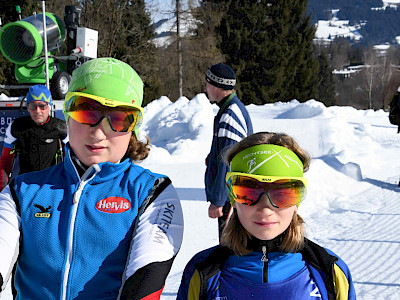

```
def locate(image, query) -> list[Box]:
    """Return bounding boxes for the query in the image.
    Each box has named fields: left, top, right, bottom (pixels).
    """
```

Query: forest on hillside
left=1, top=1, right=400, bottom=110
left=308, top=0, right=400, bottom=45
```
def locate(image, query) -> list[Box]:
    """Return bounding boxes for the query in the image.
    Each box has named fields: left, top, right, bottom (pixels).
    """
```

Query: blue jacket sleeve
left=208, top=136, right=236, bottom=206
left=205, top=97, right=253, bottom=207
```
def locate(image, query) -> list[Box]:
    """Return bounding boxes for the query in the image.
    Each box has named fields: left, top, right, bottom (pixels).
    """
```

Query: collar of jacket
left=247, top=232, right=285, bottom=253
left=63, top=143, right=132, bottom=184
left=300, top=238, right=338, bottom=275
left=217, top=92, right=236, bottom=115
left=300, top=238, right=338, bottom=300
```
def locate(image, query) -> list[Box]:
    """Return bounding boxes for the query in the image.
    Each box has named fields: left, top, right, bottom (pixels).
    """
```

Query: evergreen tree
left=80, top=0, right=158, bottom=105
left=183, top=0, right=226, bottom=97
left=155, top=0, right=226, bottom=101
left=217, top=0, right=319, bottom=104
left=316, top=49, right=336, bottom=106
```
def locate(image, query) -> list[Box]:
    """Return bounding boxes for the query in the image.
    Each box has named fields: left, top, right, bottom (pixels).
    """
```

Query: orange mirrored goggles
left=226, top=172, right=307, bottom=208
left=64, top=94, right=143, bottom=132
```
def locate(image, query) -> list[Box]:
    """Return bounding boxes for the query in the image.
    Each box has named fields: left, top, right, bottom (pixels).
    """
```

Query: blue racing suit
left=177, top=238, right=356, bottom=300
left=0, top=144, right=184, bottom=299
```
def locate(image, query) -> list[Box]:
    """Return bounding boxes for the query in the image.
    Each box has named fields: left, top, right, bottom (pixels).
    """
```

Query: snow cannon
left=0, top=5, right=98, bottom=100
left=0, top=12, right=65, bottom=66
left=0, top=12, right=65, bottom=93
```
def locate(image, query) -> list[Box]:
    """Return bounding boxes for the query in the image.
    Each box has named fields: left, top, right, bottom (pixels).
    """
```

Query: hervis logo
left=96, top=197, right=131, bottom=213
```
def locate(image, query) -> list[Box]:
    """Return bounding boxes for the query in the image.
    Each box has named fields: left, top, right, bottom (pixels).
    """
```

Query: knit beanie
left=205, top=63, right=236, bottom=90
left=26, top=84, right=52, bottom=105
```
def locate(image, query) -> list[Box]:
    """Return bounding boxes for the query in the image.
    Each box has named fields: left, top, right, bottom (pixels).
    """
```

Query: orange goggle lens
left=65, top=96, right=142, bottom=132
left=226, top=174, right=306, bottom=208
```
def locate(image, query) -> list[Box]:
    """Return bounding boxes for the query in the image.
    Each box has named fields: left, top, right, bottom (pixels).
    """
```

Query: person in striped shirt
left=204, top=63, right=253, bottom=240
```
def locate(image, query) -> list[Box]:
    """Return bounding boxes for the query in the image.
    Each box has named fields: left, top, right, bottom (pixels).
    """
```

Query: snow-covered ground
left=138, top=95, right=400, bottom=299
left=1, top=93, right=399, bottom=299
left=314, top=9, right=363, bottom=42
left=314, top=3, right=400, bottom=44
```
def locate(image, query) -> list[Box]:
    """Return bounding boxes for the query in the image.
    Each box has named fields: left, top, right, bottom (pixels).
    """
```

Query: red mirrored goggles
left=226, top=172, right=307, bottom=208
left=64, top=94, right=143, bottom=132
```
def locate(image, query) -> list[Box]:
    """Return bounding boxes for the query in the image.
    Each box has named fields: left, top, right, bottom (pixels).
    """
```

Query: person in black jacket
left=0, top=84, right=67, bottom=190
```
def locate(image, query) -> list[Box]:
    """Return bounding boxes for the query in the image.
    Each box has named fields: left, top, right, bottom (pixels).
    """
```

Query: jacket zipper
left=261, top=245, right=268, bottom=283
left=61, top=165, right=100, bottom=300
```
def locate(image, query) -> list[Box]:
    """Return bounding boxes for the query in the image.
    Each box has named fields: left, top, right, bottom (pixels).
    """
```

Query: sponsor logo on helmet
left=283, top=154, right=303, bottom=172
left=34, top=204, right=52, bottom=218
left=96, top=197, right=131, bottom=213
left=244, top=149, right=303, bottom=174
left=247, top=158, right=256, bottom=172
left=260, top=178, right=273, bottom=182
left=243, top=150, right=274, bottom=160
left=104, top=100, right=114, bottom=106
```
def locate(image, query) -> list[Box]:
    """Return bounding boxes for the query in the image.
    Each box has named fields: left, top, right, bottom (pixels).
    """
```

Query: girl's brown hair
left=126, top=135, right=151, bottom=161
left=221, top=132, right=311, bottom=255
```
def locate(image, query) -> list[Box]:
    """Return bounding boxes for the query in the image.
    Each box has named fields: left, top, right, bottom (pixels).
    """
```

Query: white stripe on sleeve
left=217, top=128, right=243, bottom=142
left=218, top=103, right=248, bottom=140
left=0, top=185, right=20, bottom=291
left=3, top=123, right=16, bottom=147
left=123, top=183, right=183, bottom=279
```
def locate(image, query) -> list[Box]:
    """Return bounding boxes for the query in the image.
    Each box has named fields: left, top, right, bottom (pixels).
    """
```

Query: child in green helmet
left=0, top=58, right=184, bottom=299
left=177, top=132, right=356, bottom=300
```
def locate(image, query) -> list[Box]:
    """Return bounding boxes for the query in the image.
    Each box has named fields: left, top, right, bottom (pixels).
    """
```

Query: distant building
left=332, top=66, right=362, bottom=79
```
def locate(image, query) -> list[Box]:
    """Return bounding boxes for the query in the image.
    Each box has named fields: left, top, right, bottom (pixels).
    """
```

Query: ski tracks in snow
left=306, top=176, right=400, bottom=299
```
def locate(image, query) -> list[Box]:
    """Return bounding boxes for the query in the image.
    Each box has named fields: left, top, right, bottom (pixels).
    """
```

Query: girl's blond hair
left=221, top=132, right=311, bottom=255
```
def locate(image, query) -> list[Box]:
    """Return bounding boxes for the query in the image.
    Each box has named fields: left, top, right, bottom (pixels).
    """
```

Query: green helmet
left=67, top=57, right=143, bottom=107
left=64, top=58, right=144, bottom=134
left=230, top=144, right=304, bottom=177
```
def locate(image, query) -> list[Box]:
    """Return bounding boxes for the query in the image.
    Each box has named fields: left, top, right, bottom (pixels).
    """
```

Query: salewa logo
left=96, top=197, right=131, bottom=213
left=34, top=204, right=52, bottom=218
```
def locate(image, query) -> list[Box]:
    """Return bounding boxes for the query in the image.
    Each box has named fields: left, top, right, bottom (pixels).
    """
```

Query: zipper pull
left=73, top=182, right=85, bottom=204
left=261, top=245, right=268, bottom=262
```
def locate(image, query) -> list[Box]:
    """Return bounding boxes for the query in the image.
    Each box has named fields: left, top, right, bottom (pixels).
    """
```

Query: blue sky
left=145, top=0, right=197, bottom=23
left=145, top=0, right=176, bottom=22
